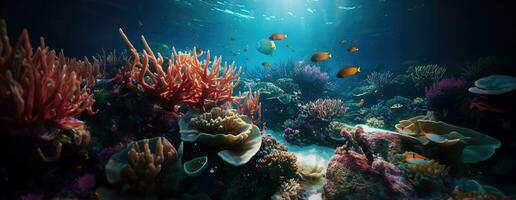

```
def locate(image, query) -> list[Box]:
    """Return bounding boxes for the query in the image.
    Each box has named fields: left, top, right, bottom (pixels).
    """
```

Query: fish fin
left=328, top=54, right=332, bottom=58
left=357, top=67, right=361, bottom=72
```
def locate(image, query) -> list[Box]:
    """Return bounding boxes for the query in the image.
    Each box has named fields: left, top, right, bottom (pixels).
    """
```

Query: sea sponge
left=179, top=108, right=262, bottom=166
left=256, top=151, right=298, bottom=183
left=296, top=154, right=325, bottom=185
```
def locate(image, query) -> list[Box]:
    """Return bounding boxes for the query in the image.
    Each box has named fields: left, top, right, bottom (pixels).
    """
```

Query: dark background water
left=1, top=0, right=515, bottom=73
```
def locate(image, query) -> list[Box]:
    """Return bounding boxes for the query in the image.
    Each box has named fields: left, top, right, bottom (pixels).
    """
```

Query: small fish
left=230, top=36, right=236, bottom=41
left=351, top=39, right=358, bottom=44
left=243, top=47, right=248, bottom=52
left=310, top=52, right=332, bottom=62
left=269, top=33, right=288, bottom=41
left=336, top=66, right=360, bottom=78
left=339, top=39, right=347, bottom=44
left=390, top=103, right=404, bottom=109
left=347, top=46, right=359, bottom=53
left=261, top=62, right=270, bottom=68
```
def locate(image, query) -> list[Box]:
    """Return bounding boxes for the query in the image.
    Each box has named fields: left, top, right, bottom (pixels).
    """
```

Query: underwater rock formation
left=179, top=108, right=262, bottom=166
left=119, top=29, right=241, bottom=113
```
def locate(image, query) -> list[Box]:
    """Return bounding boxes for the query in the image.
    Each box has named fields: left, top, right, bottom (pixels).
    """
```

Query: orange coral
left=233, top=90, right=262, bottom=124
left=119, top=29, right=241, bottom=112
left=0, top=20, right=97, bottom=137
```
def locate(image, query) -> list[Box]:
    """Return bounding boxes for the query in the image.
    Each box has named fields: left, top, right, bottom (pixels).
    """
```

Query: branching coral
left=304, top=99, right=346, bottom=122
left=119, top=29, right=241, bottom=112
left=179, top=108, right=261, bottom=166
left=93, top=49, right=129, bottom=78
left=409, top=64, right=446, bottom=85
left=233, top=90, right=262, bottom=124
left=105, top=137, right=177, bottom=193
left=0, top=20, right=97, bottom=140
left=256, top=151, right=298, bottom=183
left=366, top=71, right=394, bottom=89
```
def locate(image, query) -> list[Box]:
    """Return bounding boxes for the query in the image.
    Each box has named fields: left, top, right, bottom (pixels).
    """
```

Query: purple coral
left=73, top=174, right=96, bottom=194
left=293, top=65, right=331, bottom=100
left=425, top=78, right=466, bottom=110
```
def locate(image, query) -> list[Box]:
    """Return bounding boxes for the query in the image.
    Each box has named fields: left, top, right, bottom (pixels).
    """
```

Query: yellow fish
left=347, top=46, right=359, bottom=53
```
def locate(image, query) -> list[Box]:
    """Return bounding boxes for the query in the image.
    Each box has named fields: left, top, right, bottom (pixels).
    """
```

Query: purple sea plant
left=425, top=78, right=467, bottom=110
left=73, top=174, right=96, bottom=194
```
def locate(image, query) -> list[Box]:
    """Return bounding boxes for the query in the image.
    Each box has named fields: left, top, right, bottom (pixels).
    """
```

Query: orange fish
left=269, top=33, right=287, bottom=41
left=337, top=66, right=360, bottom=78
left=404, top=152, right=427, bottom=161
left=261, top=62, right=270, bottom=68
left=347, top=46, right=359, bottom=53
left=310, top=52, right=332, bottom=62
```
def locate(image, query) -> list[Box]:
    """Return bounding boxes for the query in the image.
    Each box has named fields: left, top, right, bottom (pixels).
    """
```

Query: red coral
left=119, top=29, right=241, bottom=113
left=233, top=90, right=262, bottom=124
left=0, top=21, right=97, bottom=137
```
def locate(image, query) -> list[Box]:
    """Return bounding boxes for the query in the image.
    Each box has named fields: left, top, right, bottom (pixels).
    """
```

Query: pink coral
left=323, top=147, right=413, bottom=200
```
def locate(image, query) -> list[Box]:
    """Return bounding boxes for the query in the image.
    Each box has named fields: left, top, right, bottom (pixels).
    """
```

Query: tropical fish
left=310, top=52, right=332, bottom=62
left=261, top=61, right=270, bottom=68
left=390, top=103, right=404, bottom=109
left=339, top=39, right=347, bottom=44
left=269, top=33, right=287, bottom=41
left=230, top=36, right=236, bottom=41
left=347, top=46, right=359, bottom=53
left=257, top=39, right=276, bottom=56
left=336, top=66, right=360, bottom=78
left=404, top=152, right=428, bottom=161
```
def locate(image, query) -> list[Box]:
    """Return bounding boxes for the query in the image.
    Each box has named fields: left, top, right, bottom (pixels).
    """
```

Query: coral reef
left=293, top=64, right=331, bottom=101
left=425, top=78, right=467, bottom=111
left=0, top=22, right=97, bottom=135
left=304, top=99, right=346, bottom=122
left=233, top=90, right=262, bottom=124
left=323, top=148, right=413, bottom=200
left=274, top=78, right=300, bottom=94
left=93, top=49, right=129, bottom=78
left=409, top=64, right=446, bottom=85
left=105, top=137, right=177, bottom=193
left=271, top=179, right=303, bottom=200
left=366, top=117, right=385, bottom=128
left=256, top=151, right=298, bottom=183
left=119, top=29, right=241, bottom=112
left=366, top=71, right=394, bottom=90
left=179, top=108, right=261, bottom=166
